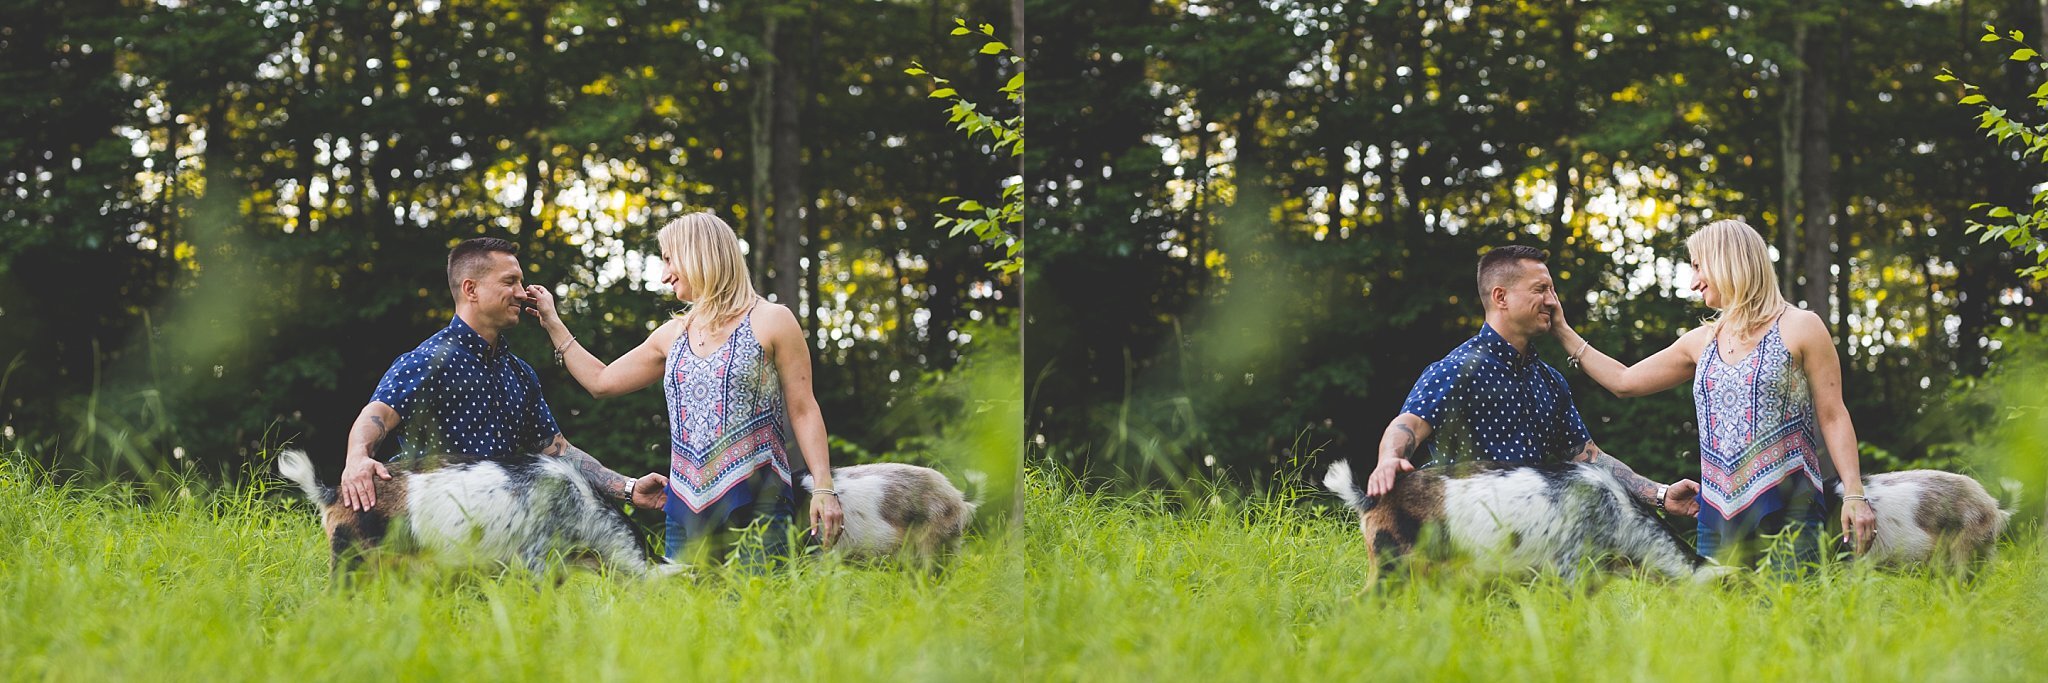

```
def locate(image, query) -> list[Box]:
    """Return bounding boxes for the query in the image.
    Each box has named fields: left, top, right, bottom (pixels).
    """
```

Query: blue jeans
left=663, top=467, right=797, bottom=571
left=1697, top=489, right=1827, bottom=576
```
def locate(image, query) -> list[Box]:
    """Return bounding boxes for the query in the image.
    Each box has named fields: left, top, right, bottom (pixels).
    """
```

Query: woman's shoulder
left=749, top=300, right=805, bottom=342
left=1672, top=324, right=1715, bottom=355
left=646, top=315, right=686, bottom=349
left=1777, top=306, right=1833, bottom=346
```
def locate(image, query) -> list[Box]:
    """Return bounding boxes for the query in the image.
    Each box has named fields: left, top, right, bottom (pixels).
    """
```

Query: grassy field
left=5, top=456, right=2043, bottom=682
left=1023, top=470, right=2046, bottom=682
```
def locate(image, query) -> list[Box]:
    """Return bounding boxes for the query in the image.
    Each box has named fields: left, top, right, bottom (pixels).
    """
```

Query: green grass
left=1023, top=471, right=2047, bottom=682
left=0, top=456, right=1024, bottom=682
left=5, top=457, right=2043, bottom=682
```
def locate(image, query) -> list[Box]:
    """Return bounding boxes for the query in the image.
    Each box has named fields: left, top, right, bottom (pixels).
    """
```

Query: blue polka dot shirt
left=370, top=316, right=561, bottom=461
left=1399, top=323, right=1592, bottom=465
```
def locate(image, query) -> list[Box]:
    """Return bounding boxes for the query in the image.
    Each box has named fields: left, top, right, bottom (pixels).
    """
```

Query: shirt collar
left=1475, top=323, right=1537, bottom=372
left=444, top=315, right=508, bottom=362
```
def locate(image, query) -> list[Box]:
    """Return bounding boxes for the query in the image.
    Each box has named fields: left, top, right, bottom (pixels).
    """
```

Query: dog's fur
left=800, top=463, right=977, bottom=562
left=277, top=449, right=677, bottom=577
left=1324, top=459, right=1731, bottom=583
left=1830, top=470, right=2012, bottom=569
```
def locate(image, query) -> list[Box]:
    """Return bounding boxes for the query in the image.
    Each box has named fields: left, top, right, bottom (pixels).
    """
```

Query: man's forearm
left=1379, top=422, right=1420, bottom=464
left=543, top=439, right=635, bottom=502
left=346, top=409, right=393, bottom=462
left=1575, top=442, right=1661, bottom=505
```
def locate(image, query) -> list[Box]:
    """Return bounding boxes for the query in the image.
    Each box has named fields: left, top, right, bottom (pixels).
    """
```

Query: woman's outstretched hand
left=523, top=284, right=562, bottom=327
left=1546, top=300, right=1576, bottom=339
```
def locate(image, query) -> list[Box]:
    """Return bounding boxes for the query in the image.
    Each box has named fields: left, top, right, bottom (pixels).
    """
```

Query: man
left=338, top=237, right=665, bottom=512
left=1363, top=245, right=1701, bottom=516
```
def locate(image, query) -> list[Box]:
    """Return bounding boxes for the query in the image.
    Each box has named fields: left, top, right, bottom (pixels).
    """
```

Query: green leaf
left=2012, top=29, right=2027, bottom=42
left=1003, top=73, right=1025, bottom=93
left=1960, top=94, right=1989, bottom=105
left=904, top=67, right=926, bottom=76
left=1989, top=206, right=2015, bottom=218
left=1982, top=33, right=2003, bottom=43
left=979, top=23, right=996, bottom=36
left=929, top=88, right=957, bottom=99
left=981, top=41, right=1009, bottom=55
left=1973, top=202, right=1991, bottom=209
left=1936, top=71, right=1958, bottom=82
left=951, top=26, right=972, bottom=36
left=2012, top=48, right=2039, bottom=62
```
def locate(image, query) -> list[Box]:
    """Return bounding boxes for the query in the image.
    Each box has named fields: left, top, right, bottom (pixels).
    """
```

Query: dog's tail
left=277, top=449, right=335, bottom=507
left=960, top=469, right=987, bottom=511
left=1322, top=460, right=1377, bottom=513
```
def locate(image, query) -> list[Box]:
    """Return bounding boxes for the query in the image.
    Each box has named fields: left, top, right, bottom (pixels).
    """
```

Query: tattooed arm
left=541, top=433, right=668, bottom=510
left=1572, top=440, right=1699, bottom=516
left=1365, top=413, right=1433, bottom=498
left=339, top=401, right=400, bottom=511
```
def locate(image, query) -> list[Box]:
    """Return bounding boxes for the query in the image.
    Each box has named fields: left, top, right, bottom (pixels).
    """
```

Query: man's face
left=466, top=252, right=531, bottom=329
left=1498, top=259, right=1559, bottom=337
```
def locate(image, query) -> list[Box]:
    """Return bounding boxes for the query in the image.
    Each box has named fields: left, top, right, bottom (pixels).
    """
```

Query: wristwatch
left=1655, top=484, right=1670, bottom=511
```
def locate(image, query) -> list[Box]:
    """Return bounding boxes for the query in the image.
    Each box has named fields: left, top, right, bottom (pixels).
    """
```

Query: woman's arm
left=526, top=285, right=673, bottom=399
left=1550, top=303, right=1705, bottom=398
left=1787, top=308, right=1877, bottom=553
left=755, top=303, right=845, bottom=545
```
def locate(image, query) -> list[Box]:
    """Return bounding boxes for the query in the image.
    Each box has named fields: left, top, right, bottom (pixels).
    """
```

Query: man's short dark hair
left=448, top=237, right=519, bottom=299
left=1476, top=245, right=1548, bottom=300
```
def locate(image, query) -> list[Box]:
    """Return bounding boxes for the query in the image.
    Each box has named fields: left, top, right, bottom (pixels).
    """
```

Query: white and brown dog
left=278, top=449, right=677, bottom=577
left=1830, top=470, right=2012, bottom=569
left=1324, top=459, right=1731, bottom=583
left=801, top=463, right=978, bottom=563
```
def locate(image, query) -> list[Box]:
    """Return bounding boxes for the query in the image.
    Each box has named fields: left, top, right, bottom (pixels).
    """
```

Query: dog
left=799, top=463, right=977, bottom=563
left=277, top=449, right=678, bottom=577
left=1829, top=470, right=2012, bottom=569
left=1324, top=459, right=1732, bottom=583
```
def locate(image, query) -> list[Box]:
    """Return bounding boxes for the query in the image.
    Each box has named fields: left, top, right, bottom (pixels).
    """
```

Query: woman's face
left=661, top=253, right=694, bottom=301
left=1689, top=257, right=1722, bottom=310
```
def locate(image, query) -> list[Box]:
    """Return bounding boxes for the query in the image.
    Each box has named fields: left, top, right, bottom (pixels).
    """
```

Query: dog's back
left=1325, top=459, right=1719, bottom=582
left=276, top=450, right=670, bottom=577
left=1835, top=469, right=2011, bottom=567
left=804, top=462, right=976, bottom=562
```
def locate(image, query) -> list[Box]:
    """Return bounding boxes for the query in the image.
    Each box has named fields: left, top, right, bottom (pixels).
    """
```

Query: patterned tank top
left=1693, top=314, right=1826, bottom=520
left=664, top=304, right=794, bottom=513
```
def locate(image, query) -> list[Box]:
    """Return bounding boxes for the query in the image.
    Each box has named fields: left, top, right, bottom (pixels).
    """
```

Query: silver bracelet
left=553, top=336, right=576, bottom=366
left=1842, top=494, right=1869, bottom=502
left=1568, top=340, right=1590, bottom=369
left=812, top=488, right=838, bottom=497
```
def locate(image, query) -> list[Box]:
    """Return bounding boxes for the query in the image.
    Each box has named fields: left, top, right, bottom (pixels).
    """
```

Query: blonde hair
left=1685, top=219, right=1789, bottom=338
left=657, top=211, right=759, bottom=332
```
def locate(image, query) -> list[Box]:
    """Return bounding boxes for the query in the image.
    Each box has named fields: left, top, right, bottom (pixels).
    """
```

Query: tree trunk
left=769, top=12, right=804, bottom=308
left=2038, top=0, right=2047, bottom=56
left=1799, top=21, right=1834, bottom=323
left=749, top=13, right=777, bottom=288
left=521, top=1, right=548, bottom=237
left=1780, top=21, right=1806, bottom=299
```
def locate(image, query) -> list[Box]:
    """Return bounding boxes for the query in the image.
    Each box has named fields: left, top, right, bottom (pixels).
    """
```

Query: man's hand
left=1663, top=479, right=1701, bottom=517
left=340, top=455, right=391, bottom=511
left=630, top=472, right=668, bottom=510
left=1365, top=457, right=1415, bottom=498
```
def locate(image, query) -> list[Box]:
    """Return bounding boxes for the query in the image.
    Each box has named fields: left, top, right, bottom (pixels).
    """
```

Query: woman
left=526, top=211, right=843, bottom=567
left=1549, top=219, right=1875, bottom=569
